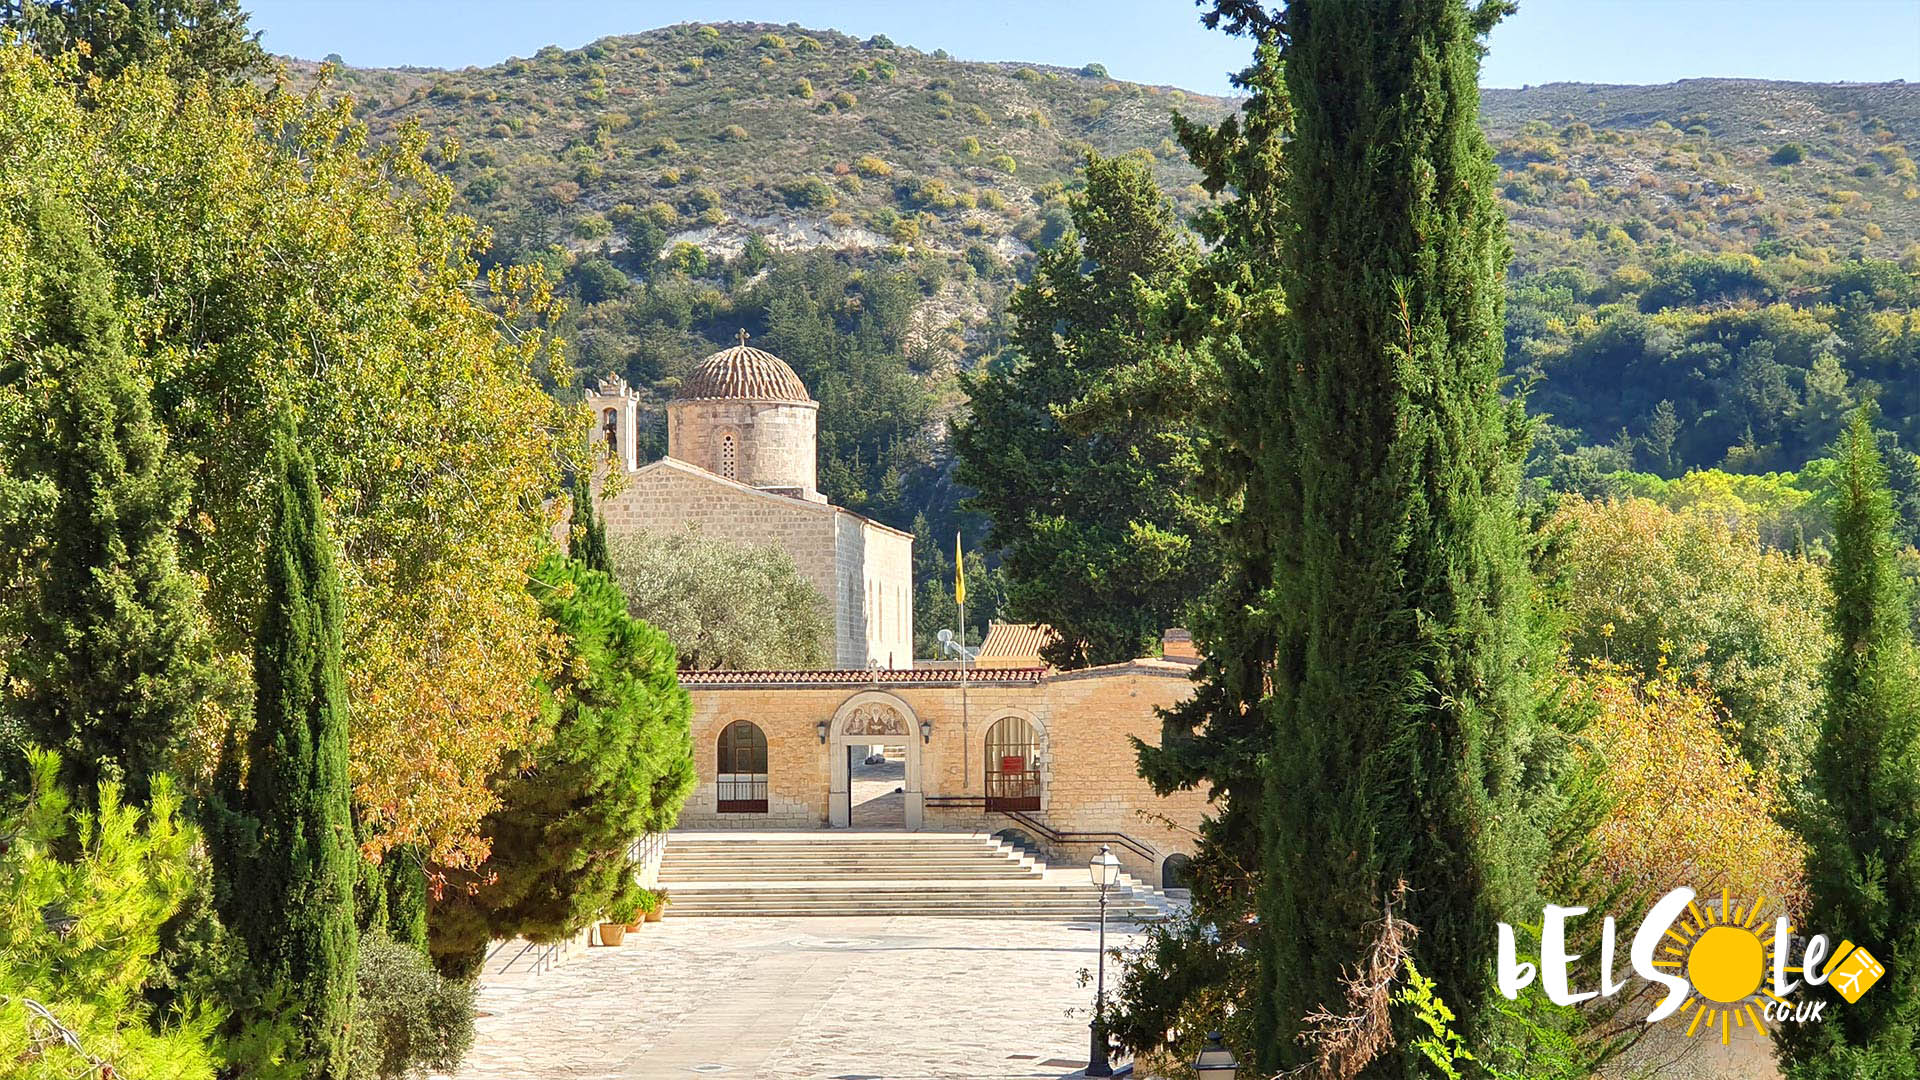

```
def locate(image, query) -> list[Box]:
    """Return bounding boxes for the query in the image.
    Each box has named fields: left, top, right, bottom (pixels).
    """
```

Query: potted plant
left=644, top=888, right=669, bottom=923
left=610, top=882, right=649, bottom=933
left=596, top=919, right=626, bottom=946
left=623, top=888, right=653, bottom=932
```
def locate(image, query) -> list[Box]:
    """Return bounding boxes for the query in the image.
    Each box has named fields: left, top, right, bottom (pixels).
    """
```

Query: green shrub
left=348, top=935, right=475, bottom=1080
left=988, top=153, right=1017, bottom=174
left=792, top=77, right=813, bottom=99
left=665, top=242, right=708, bottom=275
left=1771, top=142, right=1807, bottom=165
left=1081, top=62, right=1108, bottom=78
left=719, top=124, right=749, bottom=141
left=780, top=176, right=838, bottom=210
left=854, top=155, right=893, bottom=178
left=1012, top=67, right=1040, bottom=83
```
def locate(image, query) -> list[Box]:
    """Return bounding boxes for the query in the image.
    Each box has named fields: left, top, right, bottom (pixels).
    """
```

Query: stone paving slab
left=447, top=915, right=1143, bottom=1080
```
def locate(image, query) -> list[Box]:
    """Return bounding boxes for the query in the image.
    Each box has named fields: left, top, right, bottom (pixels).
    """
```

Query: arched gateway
left=827, top=691, right=923, bottom=829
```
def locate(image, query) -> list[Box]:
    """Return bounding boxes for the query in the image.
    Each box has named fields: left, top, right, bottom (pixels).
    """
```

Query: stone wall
left=597, top=459, right=911, bottom=668
left=666, top=398, right=820, bottom=498
left=837, top=514, right=914, bottom=671
left=676, top=660, right=1213, bottom=883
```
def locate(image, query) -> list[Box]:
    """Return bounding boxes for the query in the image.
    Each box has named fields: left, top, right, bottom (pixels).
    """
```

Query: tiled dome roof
left=674, top=343, right=813, bottom=404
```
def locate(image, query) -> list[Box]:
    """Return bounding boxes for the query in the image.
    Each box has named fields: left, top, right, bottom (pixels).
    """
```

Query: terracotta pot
left=597, top=922, right=626, bottom=946
left=644, top=908, right=663, bottom=923
left=625, top=920, right=642, bottom=932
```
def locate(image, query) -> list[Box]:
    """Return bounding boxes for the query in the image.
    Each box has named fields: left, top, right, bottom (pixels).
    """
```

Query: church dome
left=675, top=342, right=813, bottom=405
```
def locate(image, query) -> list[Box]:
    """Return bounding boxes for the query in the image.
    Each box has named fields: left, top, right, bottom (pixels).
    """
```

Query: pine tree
left=429, top=553, right=694, bottom=976
left=210, top=430, right=358, bottom=1079
left=1778, top=409, right=1920, bottom=1078
left=0, top=750, right=218, bottom=1078
left=0, top=194, right=212, bottom=807
left=953, top=151, right=1218, bottom=668
left=0, top=0, right=267, bottom=83
left=1256, top=0, right=1546, bottom=1069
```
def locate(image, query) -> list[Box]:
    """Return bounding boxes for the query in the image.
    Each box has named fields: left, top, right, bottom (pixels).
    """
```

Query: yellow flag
left=954, top=531, right=966, bottom=607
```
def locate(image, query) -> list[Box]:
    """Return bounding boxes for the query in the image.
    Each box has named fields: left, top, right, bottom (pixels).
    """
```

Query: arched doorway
left=715, top=720, right=768, bottom=814
left=985, top=715, right=1041, bottom=811
left=827, top=692, right=923, bottom=829
left=1161, top=852, right=1194, bottom=891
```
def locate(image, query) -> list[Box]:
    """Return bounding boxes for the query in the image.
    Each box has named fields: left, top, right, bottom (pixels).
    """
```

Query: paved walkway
left=850, top=755, right=906, bottom=828
left=451, top=916, right=1142, bottom=1080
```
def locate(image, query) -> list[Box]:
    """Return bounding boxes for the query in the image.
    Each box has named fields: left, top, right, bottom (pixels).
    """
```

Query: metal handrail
left=995, top=809, right=1158, bottom=864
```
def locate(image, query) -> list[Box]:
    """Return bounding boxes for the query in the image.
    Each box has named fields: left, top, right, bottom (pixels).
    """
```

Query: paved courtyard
left=453, top=916, right=1144, bottom=1080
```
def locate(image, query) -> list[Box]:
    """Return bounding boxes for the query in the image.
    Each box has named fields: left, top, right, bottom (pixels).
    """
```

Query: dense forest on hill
left=291, top=23, right=1920, bottom=551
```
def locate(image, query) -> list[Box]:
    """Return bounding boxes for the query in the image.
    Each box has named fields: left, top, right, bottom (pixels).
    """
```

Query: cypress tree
left=1255, top=0, right=1546, bottom=1071
left=1109, top=32, right=1294, bottom=1059
left=0, top=194, right=212, bottom=807
left=569, top=478, right=612, bottom=576
left=211, top=430, right=358, bottom=1079
left=1778, top=410, right=1920, bottom=1077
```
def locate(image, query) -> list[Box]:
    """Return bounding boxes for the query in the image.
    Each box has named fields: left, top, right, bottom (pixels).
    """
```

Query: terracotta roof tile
left=677, top=667, right=1048, bottom=687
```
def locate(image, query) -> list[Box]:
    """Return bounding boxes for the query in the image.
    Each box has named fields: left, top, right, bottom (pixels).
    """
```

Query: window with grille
left=719, top=433, right=737, bottom=480
left=985, top=716, right=1041, bottom=811
left=716, top=720, right=768, bottom=813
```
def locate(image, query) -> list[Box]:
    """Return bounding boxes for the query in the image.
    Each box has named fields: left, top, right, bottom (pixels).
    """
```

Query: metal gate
left=716, top=720, right=768, bottom=813
left=984, top=716, right=1040, bottom=811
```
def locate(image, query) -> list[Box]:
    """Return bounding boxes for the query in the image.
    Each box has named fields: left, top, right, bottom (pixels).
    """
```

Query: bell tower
left=586, top=374, right=639, bottom=473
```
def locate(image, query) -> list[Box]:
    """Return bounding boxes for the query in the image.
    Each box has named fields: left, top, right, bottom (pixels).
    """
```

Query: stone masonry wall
left=667, top=399, right=819, bottom=497
left=598, top=460, right=911, bottom=669
left=677, top=662, right=1214, bottom=883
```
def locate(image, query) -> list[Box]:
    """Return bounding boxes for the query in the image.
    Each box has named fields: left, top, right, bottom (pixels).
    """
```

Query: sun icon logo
left=1652, top=889, right=1796, bottom=1045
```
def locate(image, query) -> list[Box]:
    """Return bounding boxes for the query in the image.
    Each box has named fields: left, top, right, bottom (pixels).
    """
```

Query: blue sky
left=245, top=0, right=1920, bottom=96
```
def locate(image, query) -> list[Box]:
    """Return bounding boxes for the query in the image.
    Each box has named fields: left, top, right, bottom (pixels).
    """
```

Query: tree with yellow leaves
left=1568, top=659, right=1805, bottom=911
left=0, top=45, right=576, bottom=871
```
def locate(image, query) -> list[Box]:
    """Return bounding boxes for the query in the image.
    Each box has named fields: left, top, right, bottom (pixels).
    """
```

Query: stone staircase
left=658, top=831, right=1173, bottom=920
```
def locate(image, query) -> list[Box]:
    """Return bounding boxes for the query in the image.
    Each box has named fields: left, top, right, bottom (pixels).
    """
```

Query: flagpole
left=957, top=532, right=969, bottom=791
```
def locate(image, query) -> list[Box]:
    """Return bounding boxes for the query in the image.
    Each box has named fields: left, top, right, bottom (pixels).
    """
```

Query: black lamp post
left=1086, top=844, right=1121, bottom=1077
left=1193, top=1031, right=1238, bottom=1079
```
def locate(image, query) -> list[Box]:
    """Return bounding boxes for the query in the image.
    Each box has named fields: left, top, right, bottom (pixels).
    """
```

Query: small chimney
left=1161, top=627, right=1199, bottom=661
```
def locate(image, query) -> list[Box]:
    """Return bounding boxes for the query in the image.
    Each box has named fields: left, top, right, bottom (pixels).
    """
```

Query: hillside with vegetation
left=291, top=24, right=1919, bottom=553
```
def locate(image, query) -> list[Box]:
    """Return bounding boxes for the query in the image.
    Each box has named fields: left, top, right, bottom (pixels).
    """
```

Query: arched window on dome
left=719, top=433, right=737, bottom=480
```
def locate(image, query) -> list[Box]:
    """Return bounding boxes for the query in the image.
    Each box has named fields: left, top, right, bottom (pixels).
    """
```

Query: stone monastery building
left=591, top=338, right=1210, bottom=885
left=589, top=337, right=913, bottom=669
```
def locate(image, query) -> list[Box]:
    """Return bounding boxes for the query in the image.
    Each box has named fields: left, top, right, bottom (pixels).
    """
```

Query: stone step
left=668, top=903, right=1159, bottom=910
left=668, top=860, right=1044, bottom=868
left=660, top=865, right=1039, bottom=874
left=655, top=831, right=1176, bottom=922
